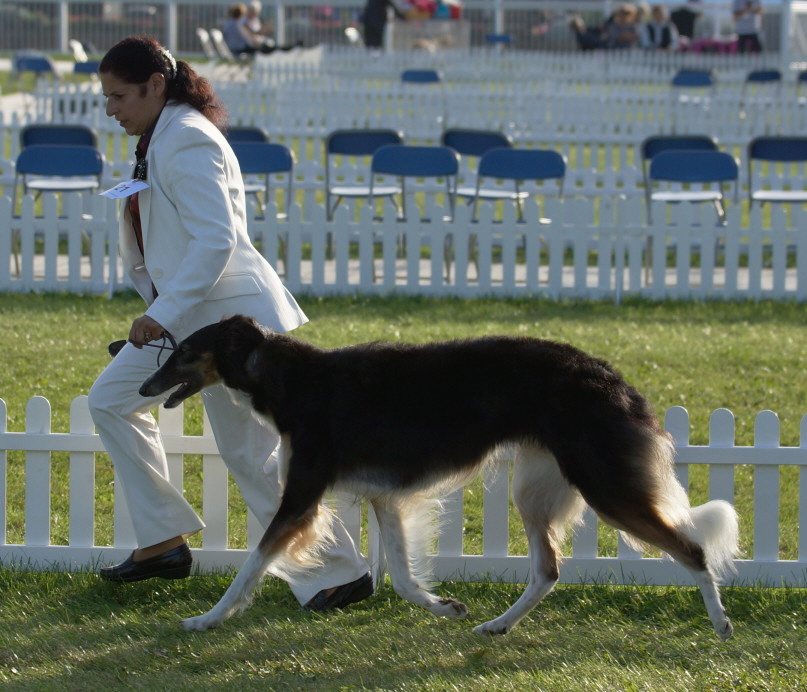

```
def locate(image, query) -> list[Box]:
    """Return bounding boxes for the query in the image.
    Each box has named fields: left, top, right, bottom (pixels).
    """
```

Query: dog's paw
left=433, top=597, right=469, bottom=619
left=715, top=618, right=733, bottom=641
left=181, top=613, right=220, bottom=632
left=473, top=619, right=511, bottom=636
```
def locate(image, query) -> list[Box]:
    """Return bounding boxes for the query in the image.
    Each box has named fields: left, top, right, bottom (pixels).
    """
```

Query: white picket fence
left=14, top=67, right=807, bottom=151
left=4, top=193, right=807, bottom=301
left=1, top=395, right=805, bottom=587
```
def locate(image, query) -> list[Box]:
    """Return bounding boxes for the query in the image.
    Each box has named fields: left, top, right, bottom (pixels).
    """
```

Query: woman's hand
left=129, top=315, right=166, bottom=348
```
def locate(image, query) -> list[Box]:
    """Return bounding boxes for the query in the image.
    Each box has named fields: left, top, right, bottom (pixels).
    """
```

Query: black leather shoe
left=304, top=573, right=373, bottom=611
left=99, top=544, right=192, bottom=583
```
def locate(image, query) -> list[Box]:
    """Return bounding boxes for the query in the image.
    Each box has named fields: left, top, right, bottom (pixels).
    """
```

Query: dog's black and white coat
left=140, top=315, right=739, bottom=638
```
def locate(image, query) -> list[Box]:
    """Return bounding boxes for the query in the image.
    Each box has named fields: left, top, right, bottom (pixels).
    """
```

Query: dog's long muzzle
left=139, top=374, right=203, bottom=408
left=139, top=364, right=205, bottom=408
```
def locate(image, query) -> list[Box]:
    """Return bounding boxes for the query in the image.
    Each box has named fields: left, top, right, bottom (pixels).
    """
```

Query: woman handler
left=89, top=36, right=371, bottom=611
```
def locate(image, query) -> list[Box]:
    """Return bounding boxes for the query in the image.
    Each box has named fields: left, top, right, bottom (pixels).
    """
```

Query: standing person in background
left=670, top=0, right=701, bottom=45
left=733, top=0, right=763, bottom=53
left=360, top=0, right=407, bottom=49
left=91, top=36, right=373, bottom=612
left=641, top=4, right=680, bottom=50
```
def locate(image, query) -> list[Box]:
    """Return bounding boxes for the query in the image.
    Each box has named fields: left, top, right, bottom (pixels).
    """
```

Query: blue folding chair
left=747, top=136, right=807, bottom=208
left=440, top=128, right=512, bottom=158
left=73, top=60, right=100, bottom=77
left=401, top=69, right=441, bottom=84
left=230, top=141, right=294, bottom=217
left=369, top=144, right=459, bottom=221
left=485, top=33, right=512, bottom=48
left=641, top=134, right=718, bottom=162
left=13, top=52, right=58, bottom=81
left=14, top=144, right=104, bottom=203
left=798, top=69, right=807, bottom=97
left=647, top=150, right=739, bottom=224
left=226, top=126, right=269, bottom=143
left=324, top=129, right=403, bottom=220
left=743, top=68, right=782, bottom=97
left=370, top=144, right=459, bottom=279
left=458, top=148, right=566, bottom=221
left=13, top=144, right=104, bottom=274
left=745, top=68, right=781, bottom=85
left=671, top=69, right=715, bottom=89
left=20, top=123, right=98, bottom=149
left=640, top=135, right=719, bottom=222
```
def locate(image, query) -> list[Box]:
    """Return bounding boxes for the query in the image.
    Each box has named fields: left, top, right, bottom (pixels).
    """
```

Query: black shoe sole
left=100, top=563, right=191, bottom=583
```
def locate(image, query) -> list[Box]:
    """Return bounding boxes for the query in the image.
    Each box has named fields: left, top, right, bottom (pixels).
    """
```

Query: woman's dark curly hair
left=99, top=36, right=227, bottom=128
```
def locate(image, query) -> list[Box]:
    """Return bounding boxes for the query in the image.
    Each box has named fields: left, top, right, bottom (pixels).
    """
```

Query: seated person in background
left=569, top=13, right=608, bottom=50
left=605, top=4, right=640, bottom=49
left=222, top=2, right=299, bottom=56
left=570, top=4, right=639, bottom=51
left=641, top=4, right=680, bottom=50
left=244, top=0, right=266, bottom=34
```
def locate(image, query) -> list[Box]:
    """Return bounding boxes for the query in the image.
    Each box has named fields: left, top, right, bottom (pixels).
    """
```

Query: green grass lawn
left=1, top=294, right=806, bottom=690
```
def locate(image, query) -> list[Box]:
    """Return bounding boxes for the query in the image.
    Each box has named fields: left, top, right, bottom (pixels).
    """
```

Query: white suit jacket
left=118, top=102, right=307, bottom=340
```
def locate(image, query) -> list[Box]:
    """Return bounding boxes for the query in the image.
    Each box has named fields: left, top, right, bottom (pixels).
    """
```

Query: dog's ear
left=245, top=346, right=263, bottom=382
left=218, top=315, right=266, bottom=351
left=244, top=340, right=286, bottom=409
left=220, top=314, right=260, bottom=334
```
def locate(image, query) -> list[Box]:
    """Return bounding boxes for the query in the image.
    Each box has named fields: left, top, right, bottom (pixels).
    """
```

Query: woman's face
left=100, top=71, right=166, bottom=137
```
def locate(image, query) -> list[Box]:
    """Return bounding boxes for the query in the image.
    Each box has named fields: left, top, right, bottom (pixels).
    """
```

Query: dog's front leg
left=183, top=479, right=324, bottom=631
left=182, top=547, right=271, bottom=631
left=372, top=500, right=468, bottom=619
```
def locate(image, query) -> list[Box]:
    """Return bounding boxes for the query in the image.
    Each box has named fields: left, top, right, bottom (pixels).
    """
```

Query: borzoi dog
left=139, top=315, right=738, bottom=638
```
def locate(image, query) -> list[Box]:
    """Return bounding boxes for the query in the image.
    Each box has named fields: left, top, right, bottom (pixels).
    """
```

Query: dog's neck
left=218, top=328, right=317, bottom=421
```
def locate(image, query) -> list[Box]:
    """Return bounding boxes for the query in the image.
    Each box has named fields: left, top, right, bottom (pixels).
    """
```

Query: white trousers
left=87, top=340, right=368, bottom=604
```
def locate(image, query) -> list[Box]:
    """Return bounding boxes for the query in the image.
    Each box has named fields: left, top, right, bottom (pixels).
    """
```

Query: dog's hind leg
left=182, top=477, right=326, bottom=631
left=474, top=447, right=585, bottom=635
left=579, top=428, right=737, bottom=640
left=595, top=504, right=735, bottom=639
left=371, top=498, right=469, bottom=619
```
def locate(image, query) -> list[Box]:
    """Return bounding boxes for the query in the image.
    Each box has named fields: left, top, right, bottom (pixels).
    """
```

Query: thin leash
left=108, top=331, right=178, bottom=366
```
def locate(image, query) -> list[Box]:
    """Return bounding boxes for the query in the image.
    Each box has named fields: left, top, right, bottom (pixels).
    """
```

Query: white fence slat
left=571, top=507, right=599, bottom=560
left=201, top=410, right=228, bottom=551
left=709, top=408, right=737, bottom=504
left=24, top=397, right=51, bottom=546
left=483, top=463, right=509, bottom=559
left=112, top=467, right=136, bottom=550
left=158, top=403, right=185, bottom=495
left=665, top=406, right=690, bottom=490
left=438, top=489, right=464, bottom=558
left=0, top=399, right=6, bottom=544
left=753, top=411, right=781, bottom=562
left=801, top=415, right=807, bottom=563
left=68, top=396, right=95, bottom=547
left=201, top=467, right=229, bottom=545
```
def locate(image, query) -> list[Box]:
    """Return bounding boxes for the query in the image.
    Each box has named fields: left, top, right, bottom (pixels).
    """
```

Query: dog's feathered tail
left=621, top=430, right=739, bottom=582
left=681, top=500, right=739, bottom=583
